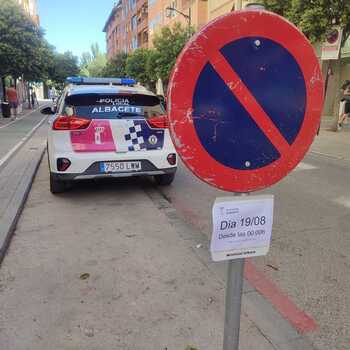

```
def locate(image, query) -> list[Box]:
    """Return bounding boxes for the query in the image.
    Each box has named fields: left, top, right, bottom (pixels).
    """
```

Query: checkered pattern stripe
left=124, top=120, right=146, bottom=151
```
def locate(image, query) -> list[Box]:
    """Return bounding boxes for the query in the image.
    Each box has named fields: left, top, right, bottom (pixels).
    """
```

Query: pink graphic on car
left=70, top=120, right=116, bottom=152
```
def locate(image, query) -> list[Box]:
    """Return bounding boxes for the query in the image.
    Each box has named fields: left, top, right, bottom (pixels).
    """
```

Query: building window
left=129, top=0, right=136, bottom=10
left=131, top=35, right=138, bottom=50
left=168, top=0, right=178, bottom=17
left=149, top=14, right=161, bottom=32
left=123, top=2, right=128, bottom=16
left=131, top=15, right=137, bottom=31
left=148, top=0, right=156, bottom=7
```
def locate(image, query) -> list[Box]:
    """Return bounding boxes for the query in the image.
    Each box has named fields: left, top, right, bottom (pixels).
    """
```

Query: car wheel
left=50, top=173, right=71, bottom=194
left=154, top=173, right=175, bottom=186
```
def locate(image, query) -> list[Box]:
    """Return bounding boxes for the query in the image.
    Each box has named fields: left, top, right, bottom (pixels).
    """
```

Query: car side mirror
left=41, top=106, right=55, bottom=115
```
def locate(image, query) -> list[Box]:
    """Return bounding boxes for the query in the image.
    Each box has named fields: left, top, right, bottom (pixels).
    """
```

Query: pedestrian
left=6, top=85, right=18, bottom=119
left=49, top=87, right=56, bottom=102
left=30, top=87, right=38, bottom=108
left=338, top=81, right=350, bottom=130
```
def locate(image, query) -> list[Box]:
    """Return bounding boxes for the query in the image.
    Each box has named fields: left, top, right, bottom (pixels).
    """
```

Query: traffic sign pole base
left=223, top=258, right=245, bottom=350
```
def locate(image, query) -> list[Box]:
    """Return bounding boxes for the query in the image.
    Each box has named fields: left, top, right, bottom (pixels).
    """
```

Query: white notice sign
left=211, top=195, right=274, bottom=262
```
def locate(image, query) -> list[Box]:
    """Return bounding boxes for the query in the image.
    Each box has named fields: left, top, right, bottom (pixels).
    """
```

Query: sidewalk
left=311, top=116, right=350, bottom=161
left=0, top=101, right=48, bottom=167
left=0, top=102, right=41, bottom=128
left=0, top=158, right=314, bottom=350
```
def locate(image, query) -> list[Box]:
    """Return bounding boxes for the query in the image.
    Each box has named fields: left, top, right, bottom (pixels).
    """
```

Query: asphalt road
left=0, top=111, right=348, bottom=349
left=158, top=153, right=350, bottom=350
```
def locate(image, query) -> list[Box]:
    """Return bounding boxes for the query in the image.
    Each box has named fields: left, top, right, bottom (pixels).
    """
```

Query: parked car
left=41, top=77, right=177, bottom=194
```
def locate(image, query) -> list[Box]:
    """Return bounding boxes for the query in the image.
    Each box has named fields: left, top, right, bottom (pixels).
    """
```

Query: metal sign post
left=223, top=192, right=246, bottom=350
left=223, top=258, right=245, bottom=350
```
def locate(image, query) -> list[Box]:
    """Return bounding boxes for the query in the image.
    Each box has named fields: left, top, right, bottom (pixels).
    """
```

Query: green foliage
left=79, top=43, right=107, bottom=77
left=102, top=52, right=128, bottom=77
left=263, top=0, right=350, bottom=44
left=0, top=0, right=52, bottom=80
left=262, top=0, right=291, bottom=17
left=100, top=23, right=192, bottom=89
left=152, top=23, right=194, bottom=82
left=48, top=51, right=80, bottom=85
left=82, top=55, right=107, bottom=77
left=145, top=48, right=159, bottom=86
left=80, top=52, right=92, bottom=67
left=125, top=48, right=153, bottom=85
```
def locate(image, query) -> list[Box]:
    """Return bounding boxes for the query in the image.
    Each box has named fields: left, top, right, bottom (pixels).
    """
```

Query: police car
left=41, top=77, right=177, bottom=193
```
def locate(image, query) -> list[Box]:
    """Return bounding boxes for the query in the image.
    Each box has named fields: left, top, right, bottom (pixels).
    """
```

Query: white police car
left=41, top=77, right=177, bottom=194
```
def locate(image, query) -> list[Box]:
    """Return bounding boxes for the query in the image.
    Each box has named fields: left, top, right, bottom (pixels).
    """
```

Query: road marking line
left=0, top=103, right=46, bottom=130
left=244, top=260, right=318, bottom=333
left=333, top=196, right=350, bottom=209
left=295, top=162, right=318, bottom=171
left=310, top=150, right=348, bottom=161
left=0, top=116, right=47, bottom=169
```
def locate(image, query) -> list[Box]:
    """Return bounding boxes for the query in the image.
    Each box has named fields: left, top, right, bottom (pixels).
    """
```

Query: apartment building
left=208, top=0, right=256, bottom=20
left=104, top=0, right=149, bottom=58
left=104, top=0, right=252, bottom=55
left=17, top=0, right=39, bottom=25
left=148, top=0, right=208, bottom=45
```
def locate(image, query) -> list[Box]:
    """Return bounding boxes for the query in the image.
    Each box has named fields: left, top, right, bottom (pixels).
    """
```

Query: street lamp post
left=165, top=6, right=191, bottom=36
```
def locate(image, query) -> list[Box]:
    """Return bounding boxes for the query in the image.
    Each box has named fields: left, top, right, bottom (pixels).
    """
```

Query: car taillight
left=147, top=115, right=169, bottom=129
left=53, top=116, right=91, bottom=130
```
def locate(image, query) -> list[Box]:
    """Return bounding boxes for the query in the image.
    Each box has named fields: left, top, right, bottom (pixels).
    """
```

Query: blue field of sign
left=192, top=37, right=307, bottom=170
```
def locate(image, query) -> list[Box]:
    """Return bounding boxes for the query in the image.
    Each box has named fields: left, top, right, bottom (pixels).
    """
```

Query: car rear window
left=64, top=93, right=164, bottom=119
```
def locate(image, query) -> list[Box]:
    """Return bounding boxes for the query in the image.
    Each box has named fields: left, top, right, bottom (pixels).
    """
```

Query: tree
left=261, top=0, right=291, bottom=17
left=125, top=48, right=152, bottom=86
left=79, top=43, right=107, bottom=77
left=263, top=0, right=350, bottom=128
left=152, top=23, right=194, bottom=83
left=0, top=0, right=51, bottom=80
left=145, top=48, right=159, bottom=89
left=102, top=52, right=128, bottom=77
left=263, top=0, right=350, bottom=43
left=80, top=52, right=92, bottom=67
left=48, top=51, right=80, bottom=85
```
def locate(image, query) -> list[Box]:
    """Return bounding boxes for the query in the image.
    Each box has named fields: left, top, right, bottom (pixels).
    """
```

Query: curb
left=145, top=187, right=317, bottom=350
left=0, top=143, right=46, bottom=265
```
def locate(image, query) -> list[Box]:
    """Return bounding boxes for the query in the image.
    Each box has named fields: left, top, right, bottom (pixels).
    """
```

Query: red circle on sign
left=168, top=10, right=324, bottom=193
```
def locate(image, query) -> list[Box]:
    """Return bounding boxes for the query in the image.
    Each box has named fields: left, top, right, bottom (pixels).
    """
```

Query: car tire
left=154, top=173, right=175, bottom=186
left=50, top=173, right=70, bottom=194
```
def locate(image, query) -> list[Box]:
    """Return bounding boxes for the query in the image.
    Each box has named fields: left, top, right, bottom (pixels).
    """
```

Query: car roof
left=66, top=84, right=156, bottom=97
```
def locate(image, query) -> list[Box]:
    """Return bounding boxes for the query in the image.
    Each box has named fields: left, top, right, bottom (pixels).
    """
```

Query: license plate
left=100, top=161, right=141, bottom=173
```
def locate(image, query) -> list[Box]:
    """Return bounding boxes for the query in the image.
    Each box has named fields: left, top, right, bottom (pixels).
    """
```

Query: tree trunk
left=27, top=82, right=32, bottom=109
left=331, top=59, right=342, bottom=131
left=1, top=77, right=6, bottom=102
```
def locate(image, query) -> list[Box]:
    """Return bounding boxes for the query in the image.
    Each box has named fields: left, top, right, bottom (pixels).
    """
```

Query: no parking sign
left=167, top=10, right=324, bottom=350
left=168, top=10, right=324, bottom=192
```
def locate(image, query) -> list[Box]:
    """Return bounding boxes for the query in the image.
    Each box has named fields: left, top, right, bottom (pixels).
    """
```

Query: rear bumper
left=51, top=160, right=176, bottom=181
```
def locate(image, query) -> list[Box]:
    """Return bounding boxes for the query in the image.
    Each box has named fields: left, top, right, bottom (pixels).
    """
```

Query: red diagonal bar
left=208, top=51, right=291, bottom=155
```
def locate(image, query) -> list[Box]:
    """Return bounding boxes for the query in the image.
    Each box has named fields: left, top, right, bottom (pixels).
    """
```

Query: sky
left=37, top=0, right=116, bottom=59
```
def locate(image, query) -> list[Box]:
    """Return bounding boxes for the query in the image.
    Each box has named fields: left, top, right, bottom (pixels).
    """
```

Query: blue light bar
left=65, top=76, right=136, bottom=86
left=66, top=76, right=84, bottom=84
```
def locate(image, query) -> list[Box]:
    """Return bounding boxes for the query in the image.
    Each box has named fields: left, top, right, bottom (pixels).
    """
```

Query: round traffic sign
left=168, top=10, right=324, bottom=192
